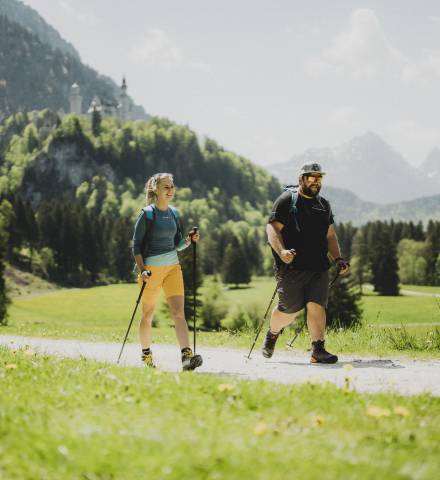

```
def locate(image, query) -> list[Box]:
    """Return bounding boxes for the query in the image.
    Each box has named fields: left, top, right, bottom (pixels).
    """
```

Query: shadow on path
left=270, top=359, right=403, bottom=369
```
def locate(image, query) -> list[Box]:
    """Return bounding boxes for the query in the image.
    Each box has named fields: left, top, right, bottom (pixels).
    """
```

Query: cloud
left=305, top=8, right=440, bottom=89
left=328, top=106, right=357, bottom=127
left=129, top=28, right=211, bottom=72
left=129, top=29, right=183, bottom=67
left=305, top=9, right=405, bottom=79
left=429, top=16, right=440, bottom=24
left=57, top=1, right=99, bottom=28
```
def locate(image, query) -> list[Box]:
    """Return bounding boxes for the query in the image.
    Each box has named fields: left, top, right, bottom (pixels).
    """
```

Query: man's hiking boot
left=310, top=340, right=338, bottom=364
left=181, top=347, right=203, bottom=371
left=141, top=349, right=156, bottom=368
left=262, top=329, right=282, bottom=358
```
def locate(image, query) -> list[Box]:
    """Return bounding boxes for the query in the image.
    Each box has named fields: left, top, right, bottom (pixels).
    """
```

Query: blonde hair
left=144, top=173, right=174, bottom=205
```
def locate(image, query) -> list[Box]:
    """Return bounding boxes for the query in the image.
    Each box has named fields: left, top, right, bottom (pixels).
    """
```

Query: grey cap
left=299, top=162, right=326, bottom=176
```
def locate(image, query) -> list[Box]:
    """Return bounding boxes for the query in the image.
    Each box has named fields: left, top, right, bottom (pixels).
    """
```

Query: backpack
left=139, top=204, right=183, bottom=259
left=284, top=185, right=301, bottom=232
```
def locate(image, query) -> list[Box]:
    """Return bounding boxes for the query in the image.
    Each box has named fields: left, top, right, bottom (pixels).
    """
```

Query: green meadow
left=1, top=347, right=439, bottom=480
left=2, top=277, right=440, bottom=357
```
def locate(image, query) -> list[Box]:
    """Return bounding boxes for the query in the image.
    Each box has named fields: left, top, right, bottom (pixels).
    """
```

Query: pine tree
left=91, top=107, right=102, bottom=137
left=425, top=221, right=440, bottom=285
left=79, top=210, right=99, bottom=282
left=0, top=200, right=13, bottom=325
left=369, top=222, right=399, bottom=295
left=108, top=217, right=133, bottom=281
left=221, top=235, right=251, bottom=287
left=336, top=222, right=357, bottom=260
left=326, top=267, right=362, bottom=329
left=179, top=243, right=203, bottom=329
left=351, top=227, right=371, bottom=293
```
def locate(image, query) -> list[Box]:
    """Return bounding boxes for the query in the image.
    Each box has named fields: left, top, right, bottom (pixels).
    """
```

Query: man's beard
left=302, top=184, right=321, bottom=197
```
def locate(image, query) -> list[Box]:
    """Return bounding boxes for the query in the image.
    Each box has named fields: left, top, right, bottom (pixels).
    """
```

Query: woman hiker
left=132, top=172, right=202, bottom=371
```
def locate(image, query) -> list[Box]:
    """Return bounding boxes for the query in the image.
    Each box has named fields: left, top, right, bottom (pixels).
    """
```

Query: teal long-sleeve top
left=132, top=206, right=187, bottom=266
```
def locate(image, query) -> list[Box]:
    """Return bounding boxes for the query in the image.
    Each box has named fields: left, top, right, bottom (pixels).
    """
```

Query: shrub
left=229, top=304, right=262, bottom=332
left=199, top=278, right=228, bottom=331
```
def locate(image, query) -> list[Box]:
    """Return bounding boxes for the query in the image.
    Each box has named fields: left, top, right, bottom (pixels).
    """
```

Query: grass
left=400, top=284, right=440, bottom=295
left=1, top=347, right=439, bottom=479
left=2, top=278, right=440, bottom=357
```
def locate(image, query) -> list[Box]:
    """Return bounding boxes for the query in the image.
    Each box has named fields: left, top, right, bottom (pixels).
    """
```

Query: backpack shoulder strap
left=169, top=205, right=179, bottom=221
left=142, top=205, right=155, bottom=221
left=284, top=185, right=300, bottom=232
left=140, top=205, right=155, bottom=258
left=169, top=205, right=183, bottom=245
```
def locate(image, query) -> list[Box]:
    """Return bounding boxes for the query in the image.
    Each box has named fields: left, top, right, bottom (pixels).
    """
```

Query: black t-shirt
left=268, top=191, right=334, bottom=271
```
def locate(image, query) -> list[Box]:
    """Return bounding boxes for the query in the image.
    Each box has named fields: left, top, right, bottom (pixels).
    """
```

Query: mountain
left=319, top=185, right=440, bottom=224
left=419, top=147, right=440, bottom=185
left=0, top=7, right=148, bottom=120
left=0, top=0, right=79, bottom=59
left=270, top=132, right=440, bottom=204
left=366, top=193, right=440, bottom=224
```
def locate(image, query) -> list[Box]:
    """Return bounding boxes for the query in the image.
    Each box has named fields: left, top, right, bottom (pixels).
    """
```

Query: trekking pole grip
left=190, top=226, right=198, bottom=243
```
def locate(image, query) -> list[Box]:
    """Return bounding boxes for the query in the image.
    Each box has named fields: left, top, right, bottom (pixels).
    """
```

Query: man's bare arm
left=326, top=224, right=341, bottom=260
left=266, top=221, right=296, bottom=264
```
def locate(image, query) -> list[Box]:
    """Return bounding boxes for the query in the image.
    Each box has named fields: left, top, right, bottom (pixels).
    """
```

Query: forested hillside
left=0, top=15, right=147, bottom=120
left=0, top=0, right=79, bottom=59
left=0, top=110, right=280, bottom=286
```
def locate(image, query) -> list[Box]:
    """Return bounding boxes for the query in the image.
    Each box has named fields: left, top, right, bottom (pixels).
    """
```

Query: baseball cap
left=299, top=163, right=326, bottom=176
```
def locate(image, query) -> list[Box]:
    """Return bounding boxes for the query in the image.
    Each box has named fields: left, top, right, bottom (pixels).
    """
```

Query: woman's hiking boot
left=181, top=347, right=203, bottom=371
left=141, top=348, right=156, bottom=368
left=262, top=329, right=281, bottom=358
left=310, top=340, right=338, bottom=364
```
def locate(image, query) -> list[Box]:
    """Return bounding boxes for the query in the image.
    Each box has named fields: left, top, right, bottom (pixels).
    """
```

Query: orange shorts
left=137, top=264, right=184, bottom=304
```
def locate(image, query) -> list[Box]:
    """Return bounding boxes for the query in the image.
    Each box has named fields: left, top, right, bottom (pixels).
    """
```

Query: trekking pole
left=116, top=270, right=151, bottom=364
left=246, top=284, right=278, bottom=359
left=191, top=227, right=198, bottom=353
left=286, top=307, right=306, bottom=348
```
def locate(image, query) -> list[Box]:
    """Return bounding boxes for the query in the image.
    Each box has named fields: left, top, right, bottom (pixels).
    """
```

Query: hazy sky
left=23, top=0, right=440, bottom=167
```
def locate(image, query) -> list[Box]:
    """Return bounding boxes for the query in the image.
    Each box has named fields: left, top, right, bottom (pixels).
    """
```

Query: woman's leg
left=166, top=295, right=189, bottom=349
left=139, top=302, right=156, bottom=349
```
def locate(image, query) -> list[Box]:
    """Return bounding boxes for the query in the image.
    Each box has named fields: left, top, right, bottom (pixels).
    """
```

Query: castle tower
left=69, top=83, right=82, bottom=115
left=118, top=76, right=132, bottom=120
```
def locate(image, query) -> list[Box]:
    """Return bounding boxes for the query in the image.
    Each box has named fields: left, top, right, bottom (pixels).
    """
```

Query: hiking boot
left=310, top=340, right=338, bottom=364
left=181, top=347, right=203, bottom=371
left=262, top=329, right=281, bottom=358
left=141, top=350, right=156, bottom=368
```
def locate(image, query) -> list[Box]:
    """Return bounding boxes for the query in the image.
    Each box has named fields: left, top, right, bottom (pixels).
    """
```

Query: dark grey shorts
left=275, top=268, right=329, bottom=314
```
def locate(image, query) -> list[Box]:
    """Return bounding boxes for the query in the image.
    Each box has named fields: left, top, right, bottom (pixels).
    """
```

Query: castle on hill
left=68, top=77, right=134, bottom=121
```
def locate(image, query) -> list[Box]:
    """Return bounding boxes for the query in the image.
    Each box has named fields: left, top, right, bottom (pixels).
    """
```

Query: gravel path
left=1, top=335, right=440, bottom=397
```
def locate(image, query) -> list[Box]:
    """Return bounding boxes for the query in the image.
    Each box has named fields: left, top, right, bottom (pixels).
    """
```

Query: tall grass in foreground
left=1, top=348, right=439, bottom=480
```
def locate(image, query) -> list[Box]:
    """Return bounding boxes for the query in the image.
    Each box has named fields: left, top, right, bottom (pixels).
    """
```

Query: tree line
left=1, top=111, right=440, bottom=327
left=338, top=220, right=440, bottom=294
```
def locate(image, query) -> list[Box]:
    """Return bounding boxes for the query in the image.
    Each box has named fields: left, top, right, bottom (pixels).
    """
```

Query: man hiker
left=263, top=163, right=349, bottom=363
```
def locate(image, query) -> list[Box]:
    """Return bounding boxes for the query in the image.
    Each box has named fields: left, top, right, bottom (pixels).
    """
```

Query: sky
left=22, top=0, right=440, bottom=167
